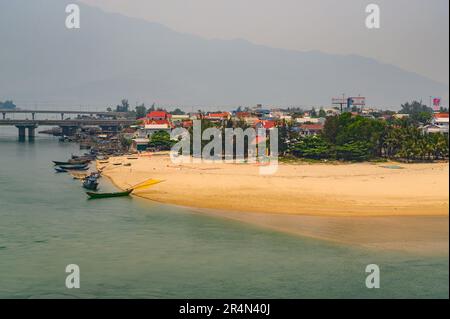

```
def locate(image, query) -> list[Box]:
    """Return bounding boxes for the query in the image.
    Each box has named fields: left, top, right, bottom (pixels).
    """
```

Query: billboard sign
left=332, top=98, right=346, bottom=105
left=433, top=97, right=441, bottom=111
left=332, top=97, right=366, bottom=107
left=350, top=97, right=366, bottom=106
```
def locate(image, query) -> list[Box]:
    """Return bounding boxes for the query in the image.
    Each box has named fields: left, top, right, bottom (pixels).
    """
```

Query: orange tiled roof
left=146, top=111, right=171, bottom=119
left=434, top=113, right=449, bottom=118
left=300, top=124, right=324, bottom=130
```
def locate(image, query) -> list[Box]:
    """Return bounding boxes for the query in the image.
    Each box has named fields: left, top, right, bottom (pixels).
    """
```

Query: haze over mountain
left=0, top=0, right=448, bottom=110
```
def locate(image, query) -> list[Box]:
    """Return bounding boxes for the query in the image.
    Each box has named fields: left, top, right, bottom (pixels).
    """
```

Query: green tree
left=318, top=108, right=326, bottom=118
left=290, top=136, right=333, bottom=159
left=400, top=101, right=433, bottom=124
left=322, top=115, right=340, bottom=144
left=116, top=99, right=130, bottom=112
left=171, top=108, right=185, bottom=115
left=149, top=131, right=174, bottom=150
left=335, top=141, right=372, bottom=161
left=135, top=104, right=147, bottom=119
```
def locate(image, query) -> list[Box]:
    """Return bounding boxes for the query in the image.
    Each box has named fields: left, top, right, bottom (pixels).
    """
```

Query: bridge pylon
left=15, top=124, right=38, bottom=142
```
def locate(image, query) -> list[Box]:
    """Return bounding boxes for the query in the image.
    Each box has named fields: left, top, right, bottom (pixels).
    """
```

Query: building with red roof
left=433, top=112, right=449, bottom=122
left=427, top=112, right=449, bottom=134
left=146, top=111, right=172, bottom=121
left=254, top=120, right=277, bottom=130
left=299, top=123, right=324, bottom=136
left=236, top=112, right=252, bottom=119
left=182, top=120, right=193, bottom=128
left=204, top=112, right=231, bottom=121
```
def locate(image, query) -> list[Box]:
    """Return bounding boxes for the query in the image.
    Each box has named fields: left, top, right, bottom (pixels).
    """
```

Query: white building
left=138, top=123, right=172, bottom=138
left=427, top=113, right=449, bottom=134
left=296, top=116, right=326, bottom=124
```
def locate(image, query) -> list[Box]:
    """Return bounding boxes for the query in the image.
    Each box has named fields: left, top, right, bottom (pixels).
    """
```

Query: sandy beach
left=100, top=155, right=448, bottom=217
left=99, top=155, right=449, bottom=254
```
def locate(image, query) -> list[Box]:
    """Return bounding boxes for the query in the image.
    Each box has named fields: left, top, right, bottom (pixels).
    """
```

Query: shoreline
left=98, top=155, right=449, bottom=255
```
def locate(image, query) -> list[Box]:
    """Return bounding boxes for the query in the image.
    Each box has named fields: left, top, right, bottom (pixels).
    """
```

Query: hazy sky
left=79, top=0, right=449, bottom=85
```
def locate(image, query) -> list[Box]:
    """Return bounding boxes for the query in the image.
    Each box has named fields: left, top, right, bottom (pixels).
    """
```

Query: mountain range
left=0, top=0, right=448, bottom=110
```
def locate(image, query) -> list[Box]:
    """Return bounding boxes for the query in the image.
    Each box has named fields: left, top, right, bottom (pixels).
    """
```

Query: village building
left=131, top=138, right=150, bottom=152
left=204, top=112, right=231, bottom=121
left=121, top=127, right=137, bottom=140
left=423, top=113, right=449, bottom=134
left=393, top=114, right=410, bottom=120
left=298, top=123, right=324, bottom=136
left=243, top=116, right=260, bottom=126
left=296, top=116, right=326, bottom=124
left=234, top=111, right=252, bottom=119
left=145, top=110, right=172, bottom=121
left=254, top=109, right=271, bottom=118
left=254, top=120, right=277, bottom=130
left=138, top=110, right=174, bottom=138
left=171, top=114, right=190, bottom=122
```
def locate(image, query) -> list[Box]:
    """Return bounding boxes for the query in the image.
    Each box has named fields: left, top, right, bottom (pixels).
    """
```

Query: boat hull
left=83, top=182, right=99, bottom=191
left=53, top=160, right=90, bottom=166
left=59, top=164, right=89, bottom=170
left=86, top=189, right=133, bottom=199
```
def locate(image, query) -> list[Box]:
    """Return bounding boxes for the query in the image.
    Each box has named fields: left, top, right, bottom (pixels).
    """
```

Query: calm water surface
left=0, top=128, right=448, bottom=298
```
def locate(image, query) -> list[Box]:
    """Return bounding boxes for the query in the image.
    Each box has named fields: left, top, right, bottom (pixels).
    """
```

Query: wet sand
left=200, top=210, right=449, bottom=255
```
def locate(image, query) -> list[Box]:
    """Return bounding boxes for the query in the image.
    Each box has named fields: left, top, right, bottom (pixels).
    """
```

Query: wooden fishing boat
left=59, top=164, right=88, bottom=170
left=69, top=159, right=91, bottom=164
left=79, top=144, right=91, bottom=150
left=53, top=161, right=71, bottom=166
left=86, top=189, right=133, bottom=199
left=55, top=167, right=68, bottom=173
left=72, top=154, right=95, bottom=160
left=68, top=167, right=89, bottom=171
left=85, top=179, right=163, bottom=200
left=53, top=159, right=90, bottom=166
left=83, top=178, right=99, bottom=191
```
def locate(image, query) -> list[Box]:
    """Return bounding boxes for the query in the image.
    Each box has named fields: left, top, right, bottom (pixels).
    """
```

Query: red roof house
left=254, top=120, right=276, bottom=129
left=146, top=111, right=172, bottom=121
left=205, top=112, right=230, bottom=120
left=299, top=124, right=324, bottom=136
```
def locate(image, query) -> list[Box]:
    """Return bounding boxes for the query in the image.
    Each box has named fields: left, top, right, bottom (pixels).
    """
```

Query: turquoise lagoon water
left=0, top=128, right=448, bottom=298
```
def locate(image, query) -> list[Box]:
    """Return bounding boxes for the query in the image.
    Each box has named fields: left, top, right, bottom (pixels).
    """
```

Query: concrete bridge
left=0, top=109, right=127, bottom=120
left=0, top=119, right=136, bottom=141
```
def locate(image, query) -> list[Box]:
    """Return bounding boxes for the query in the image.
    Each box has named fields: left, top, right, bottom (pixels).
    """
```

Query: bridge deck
left=0, top=119, right=136, bottom=126
left=0, top=109, right=127, bottom=116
